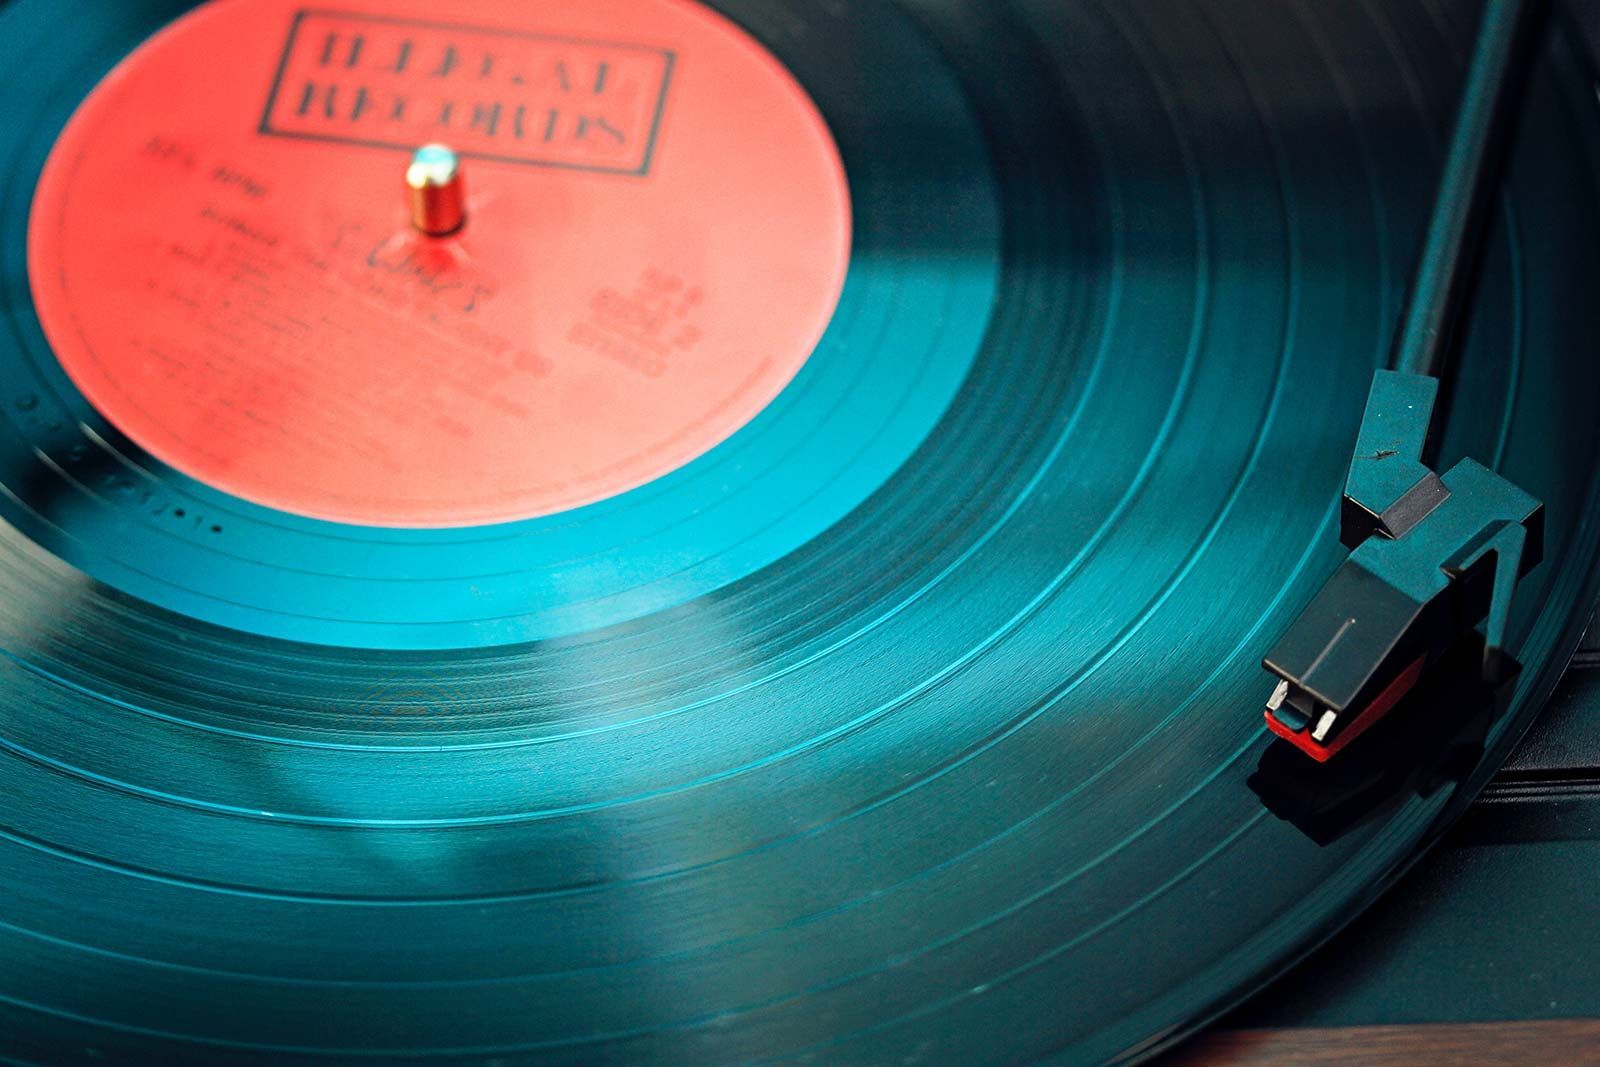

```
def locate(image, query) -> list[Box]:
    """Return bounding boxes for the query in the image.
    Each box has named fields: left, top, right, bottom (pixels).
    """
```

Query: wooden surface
left=1164, top=1019, right=1600, bottom=1065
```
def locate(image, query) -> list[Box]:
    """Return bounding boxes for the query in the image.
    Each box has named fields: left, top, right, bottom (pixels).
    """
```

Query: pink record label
left=30, top=0, right=851, bottom=527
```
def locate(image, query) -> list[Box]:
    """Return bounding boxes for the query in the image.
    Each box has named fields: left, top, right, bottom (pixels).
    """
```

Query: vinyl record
left=0, top=0, right=1597, bottom=1063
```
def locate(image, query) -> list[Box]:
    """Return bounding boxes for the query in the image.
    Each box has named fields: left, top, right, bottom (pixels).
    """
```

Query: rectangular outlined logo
left=261, top=10, right=675, bottom=175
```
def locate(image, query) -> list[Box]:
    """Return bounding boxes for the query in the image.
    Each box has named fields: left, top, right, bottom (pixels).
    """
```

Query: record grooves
left=0, top=1, right=1597, bottom=1065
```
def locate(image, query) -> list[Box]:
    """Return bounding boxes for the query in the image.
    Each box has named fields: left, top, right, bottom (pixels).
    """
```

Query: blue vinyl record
left=0, top=0, right=1597, bottom=1064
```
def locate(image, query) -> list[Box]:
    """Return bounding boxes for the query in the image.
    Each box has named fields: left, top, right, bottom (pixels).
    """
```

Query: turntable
left=0, top=0, right=1597, bottom=1064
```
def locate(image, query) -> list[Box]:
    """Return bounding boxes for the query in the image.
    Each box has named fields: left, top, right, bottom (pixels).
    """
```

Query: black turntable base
left=0, top=0, right=1598, bottom=1064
